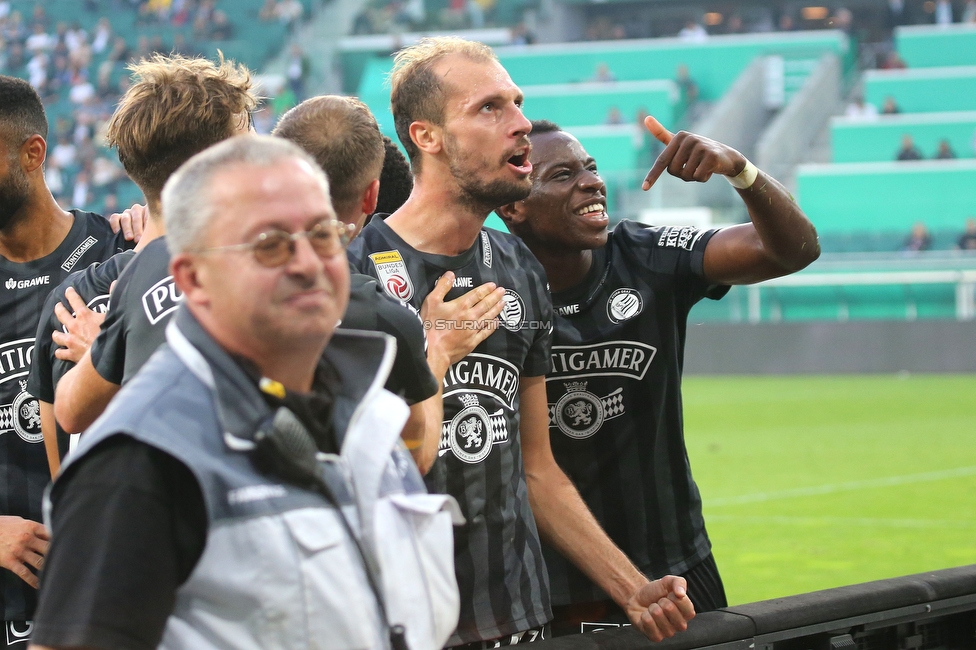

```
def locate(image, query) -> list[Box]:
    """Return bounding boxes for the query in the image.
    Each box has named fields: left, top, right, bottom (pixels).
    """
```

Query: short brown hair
left=273, top=95, right=384, bottom=217
left=106, top=54, right=257, bottom=205
left=389, top=37, right=496, bottom=170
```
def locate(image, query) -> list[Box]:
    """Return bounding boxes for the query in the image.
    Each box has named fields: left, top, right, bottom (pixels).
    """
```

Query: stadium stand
left=830, top=111, right=976, bottom=163
left=0, top=0, right=311, bottom=215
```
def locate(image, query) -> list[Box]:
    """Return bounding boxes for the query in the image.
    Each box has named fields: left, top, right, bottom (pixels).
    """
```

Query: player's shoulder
left=72, top=251, right=137, bottom=298
left=611, top=220, right=714, bottom=256
left=482, top=226, right=544, bottom=271
left=70, top=209, right=127, bottom=250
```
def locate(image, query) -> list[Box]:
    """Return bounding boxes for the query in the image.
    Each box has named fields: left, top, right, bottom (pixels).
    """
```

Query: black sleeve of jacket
left=32, top=436, right=207, bottom=650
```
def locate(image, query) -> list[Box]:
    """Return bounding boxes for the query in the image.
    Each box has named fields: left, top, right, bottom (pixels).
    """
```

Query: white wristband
left=725, top=159, right=759, bottom=190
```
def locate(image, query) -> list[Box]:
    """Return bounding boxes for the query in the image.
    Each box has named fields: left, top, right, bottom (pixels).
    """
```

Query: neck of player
left=384, top=171, right=494, bottom=256
left=532, top=245, right=595, bottom=294
left=0, top=188, right=73, bottom=263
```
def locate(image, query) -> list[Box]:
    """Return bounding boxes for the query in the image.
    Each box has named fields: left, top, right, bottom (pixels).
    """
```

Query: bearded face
left=444, top=128, right=532, bottom=213
left=0, top=153, right=30, bottom=231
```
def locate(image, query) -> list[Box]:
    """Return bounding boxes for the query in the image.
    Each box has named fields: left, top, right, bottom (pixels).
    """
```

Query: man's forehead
left=435, top=56, right=518, bottom=99
left=531, top=131, right=588, bottom=166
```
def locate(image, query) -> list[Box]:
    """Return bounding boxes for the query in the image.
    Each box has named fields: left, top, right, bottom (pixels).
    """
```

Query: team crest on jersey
left=607, top=288, right=643, bottom=323
left=0, top=380, right=43, bottom=444
left=498, top=289, right=525, bottom=331
left=5, top=620, right=32, bottom=646
left=369, top=250, right=415, bottom=301
left=549, top=381, right=625, bottom=439
left=142, top=275, right=184, bottom=325
left=440, top=393, right=509, bottom=463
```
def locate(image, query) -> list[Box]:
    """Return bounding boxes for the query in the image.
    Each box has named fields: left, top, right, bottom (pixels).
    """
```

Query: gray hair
left=162, top=134, right=332, bottom=254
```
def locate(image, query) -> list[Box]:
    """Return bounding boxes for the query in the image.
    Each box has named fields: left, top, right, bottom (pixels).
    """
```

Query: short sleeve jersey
left=542, top=221, right=728, bottom=607
left=348, top=217, right=554, bottom=645
left=0, top=210, right=127, bottom=621
left=90, top=238, right=179, bottom=385
left=341, top=273, right=438, bottom=405
left=27, top=251, right=136, bottom=458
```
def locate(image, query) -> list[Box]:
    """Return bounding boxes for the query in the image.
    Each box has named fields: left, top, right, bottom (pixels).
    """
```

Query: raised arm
left=519, top=375, right=695, bottom=641
left=642, top=116, right=820, bottom=285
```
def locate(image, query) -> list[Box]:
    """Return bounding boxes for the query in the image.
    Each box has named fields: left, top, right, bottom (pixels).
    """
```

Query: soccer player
left=348, top=37, right=695, bottom=646
left=0, top=74, right=129, bottom=643
left=273, top=95, right=504, bottom=470
left=53, top=55, right=257, bottom=434
left=497, top=119, right=820, bottom=632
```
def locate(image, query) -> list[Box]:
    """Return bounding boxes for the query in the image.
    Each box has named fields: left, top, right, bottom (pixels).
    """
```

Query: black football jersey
left=342, top=274, right=438, bottom=405
left=89, top=237, right=179, bottom=386
left=348, top=217, right=554, bottom=645
left=27, top=251, right=136, bottom=458
left=0, top=210, right=127, bottom=621
left=542, top=220, right=728, bottom=606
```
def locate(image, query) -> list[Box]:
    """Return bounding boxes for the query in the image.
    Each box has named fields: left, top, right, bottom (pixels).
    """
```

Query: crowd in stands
left=901, top=218, right=976, bottom=253
left=0, top=0, right=305, bottom=216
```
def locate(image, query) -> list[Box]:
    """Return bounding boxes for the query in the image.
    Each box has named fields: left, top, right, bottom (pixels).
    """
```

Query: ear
left=361, top=178, right=380, bottom=216
left=409, top=120, right=442, bottom=156
left=170, top=254, right=211, bottom=309
left=22, top=134, right=47, bottom=174
left=497, top=199, right=527, bottom=228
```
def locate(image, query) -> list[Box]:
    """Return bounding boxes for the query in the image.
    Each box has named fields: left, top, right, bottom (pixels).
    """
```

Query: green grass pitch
left=682, top=374, right=976, bottom=605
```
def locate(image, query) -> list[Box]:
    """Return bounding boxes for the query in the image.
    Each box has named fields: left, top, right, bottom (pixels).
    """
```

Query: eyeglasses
left=194, top=218, right=356, bottom=268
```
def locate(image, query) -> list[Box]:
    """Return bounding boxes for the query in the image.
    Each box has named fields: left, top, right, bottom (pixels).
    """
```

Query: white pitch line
left=706, top=515, right=976, bottom=529
left=707, top=466, right=976, bottom=507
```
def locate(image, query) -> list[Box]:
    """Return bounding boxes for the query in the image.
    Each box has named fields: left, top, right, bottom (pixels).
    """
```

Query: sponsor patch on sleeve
left=658, top=226, right=705, bottom=251
left=369, top=250, right=415, bottom=301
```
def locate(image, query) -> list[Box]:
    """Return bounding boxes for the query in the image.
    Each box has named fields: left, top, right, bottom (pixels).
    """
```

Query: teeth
left=576, top=204, right=605, bottom=215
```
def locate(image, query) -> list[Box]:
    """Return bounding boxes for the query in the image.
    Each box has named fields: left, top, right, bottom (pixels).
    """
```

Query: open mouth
left=575, top=202, right=608, bottom=222
left=507, top=150, right=532, bottom=174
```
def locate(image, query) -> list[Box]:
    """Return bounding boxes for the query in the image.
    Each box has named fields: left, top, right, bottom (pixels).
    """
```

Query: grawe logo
left=4, top=276, right=50, bottom=290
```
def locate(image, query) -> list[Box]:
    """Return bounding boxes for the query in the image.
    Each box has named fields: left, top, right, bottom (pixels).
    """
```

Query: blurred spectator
left=252, top=104, right=276, bottom=134
left=276, top=0, right=304, bottom=28
left=25, top=22, right=54, bottom=54
left=259, top=0, right=278, bottom=21
left=103, top=193, right=119, bottom=216
left=605, top=106, right=623, bottom=125
left=724, top=14, right=744, bottom=33
left=286, top=44, right=310, bottom=102
left=51, top=136, right=78, bottom=169
left=935, top=0, right=952, bottom=24
left=879, top=51, right=907, bottom=69
left=590, top=62, right=616, bottom=82
left=0, top=1, right=10, bottom=19
left=30, top=4, right=49, bottom=30
left=887, top=0, right=908, bottom=27
left=777, top=14, right=795, bottom=31
left=210, top=10, right=233, bottom=39
left=896, top=134, right=923, bottom=161
left=510, top=22, right=535, bottom=45
left=881, top=96, right=900, bottom=114
left=172, top=33, right=194, bottom=56
left=676, top=63, right=700, bottom=119
left=831, top=7, right=853, bottom=33
left=902, top=222, right=932, bottom=252
left=934, top=139, right=956, bottom=159
left=957, top=218, right=976, bottom=250
left=45, top=162, right=65, bottom=196
left=107, top=36, right=132, bottom=64
left=846, top=96, right=878, bottom=119
left=72, top=171, right=91, bottom=208
left=965, top=0, right=976, bottom=23
left=678, top=20, right=708, bottom=42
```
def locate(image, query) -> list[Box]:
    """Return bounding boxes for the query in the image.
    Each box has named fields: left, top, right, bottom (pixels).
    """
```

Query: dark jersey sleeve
left=517, top=241, right=553, bottom=378
left=32, top=436, right=207, bottom=650
left=89, top=265, right=133, bottom=385
left=617, top=221, right=730, bottom=303
left=26, top=285, right=65, bottom=403
left=349, top=277, right=438, bottom=404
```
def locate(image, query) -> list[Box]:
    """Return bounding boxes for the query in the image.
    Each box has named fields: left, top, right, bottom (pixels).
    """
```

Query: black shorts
left=2, top=622, right=32, bottom=649
left=549, top=553, right=728, bottom=636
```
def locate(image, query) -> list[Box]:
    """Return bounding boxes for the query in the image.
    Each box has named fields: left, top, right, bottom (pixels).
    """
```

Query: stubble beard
left=0, top=161, right=30, bottom=232
left=446, top=136, right=531, bottom=217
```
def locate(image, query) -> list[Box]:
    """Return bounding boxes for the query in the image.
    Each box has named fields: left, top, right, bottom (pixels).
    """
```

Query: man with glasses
left=30, top=135, right=462, bottom=650
left=52, top=54, right=257, bottom=435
